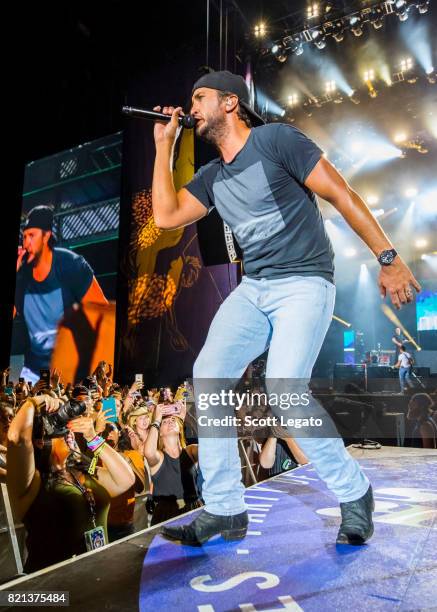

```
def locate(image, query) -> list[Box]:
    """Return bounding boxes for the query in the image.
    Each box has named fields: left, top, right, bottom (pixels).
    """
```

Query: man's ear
left=225, top=95, right=239, bottom=113
left=42, top=230, right=52, bottom=246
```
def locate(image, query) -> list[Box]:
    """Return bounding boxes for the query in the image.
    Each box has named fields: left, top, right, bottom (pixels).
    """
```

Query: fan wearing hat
left=14, top=205, right=108, bottom=384
left=152, top=70, right=419, bottom=548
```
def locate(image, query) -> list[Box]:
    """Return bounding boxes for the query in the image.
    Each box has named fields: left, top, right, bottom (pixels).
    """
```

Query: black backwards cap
left=23, top=206, right=54, bottom=232
left=192, top=70, right=265, bottom=126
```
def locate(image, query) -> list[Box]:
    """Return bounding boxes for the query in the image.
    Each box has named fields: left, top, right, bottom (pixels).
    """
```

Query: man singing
left=14, top=205, right=108, bottom=383
left=151, top=71, right=420, bottom=546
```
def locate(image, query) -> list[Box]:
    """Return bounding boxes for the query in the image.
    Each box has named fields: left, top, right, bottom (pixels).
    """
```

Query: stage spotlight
left=289, top=36, right=304, bottom=56
left=367, top=195, right=379, bottom=206
left=405, top=187, right=418, bottom=197
left=394, top=132, right=407, bottom=143
left=348, top=90, right=360, bottom=104
left=294, top=43, right=304, bottom=56
left=272, top=43, right=287, bottom=63
left=370, top=7, right=384, bottom=29
left=344, top=248, right=357, bottom=257
left=400, top=57, right=413, bottom=72
left=363, top=69, right=375, bottom=82
left=307, top=3, right=320, bottom=19
left=417, top=1, right=429, bottom=14
left=287, top=93, right=299, bottom=107
left=399, top=14, right=434, bottom=76
left=332, top=315, right=351, bottom=328
left=322, top=62, right=354, bottom=97
left=254, top=22, right=266, bottom=38
left=332, top=20, right=345, bottom=42
left=349, top=14, right=363, bottom=36
left=396, top=3, right=410, bottom=21
left=314, top=37, right=327, bottom=50
left=325, top=80, right=336, bottom=93
left=426, top=69, right=436, bottom=84
left=415, top=238, right=428, bottom=248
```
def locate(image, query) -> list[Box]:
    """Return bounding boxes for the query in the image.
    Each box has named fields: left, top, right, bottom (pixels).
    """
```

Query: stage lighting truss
left=262, top=0, right=430, bottom=62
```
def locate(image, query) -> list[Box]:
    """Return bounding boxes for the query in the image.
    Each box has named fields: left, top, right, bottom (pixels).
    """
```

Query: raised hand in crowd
left=50, top=368, right=62, bottom=392
left=125, top=426, right=142, bottom=452
left=122, top=379, right=144, bottom=415
left=94, top=407, right=112, bottom=435
left=32, top=378, right=51, bottom=395
left=1, top=367, right=11, bottom=390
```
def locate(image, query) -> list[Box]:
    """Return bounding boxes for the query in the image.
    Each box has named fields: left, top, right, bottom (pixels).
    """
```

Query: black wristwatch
left=378, top=248, right=397, bottom=266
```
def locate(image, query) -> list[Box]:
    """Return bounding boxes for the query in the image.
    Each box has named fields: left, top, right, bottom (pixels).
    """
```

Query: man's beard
left=196, top=114, right=228, bottom=147
left=27, top=249, right=43, bottom=267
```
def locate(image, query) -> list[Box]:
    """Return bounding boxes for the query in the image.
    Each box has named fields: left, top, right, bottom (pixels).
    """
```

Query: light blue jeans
left=193, top=275, right=370, bottom=516
left=399, top=366, right=413, bottom=392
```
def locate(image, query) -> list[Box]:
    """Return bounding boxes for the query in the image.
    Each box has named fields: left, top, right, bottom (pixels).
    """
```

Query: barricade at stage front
left=1, top=446, right=436, bottom=611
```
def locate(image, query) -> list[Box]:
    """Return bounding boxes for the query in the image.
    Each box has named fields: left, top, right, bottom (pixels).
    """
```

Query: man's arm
left=152, top=105, right=208, bottom=230
left=81, top=276, right=108, bottom=306
left=305, top=157, right=421, bottom=309
left=259, top=437, right=277, bottom=469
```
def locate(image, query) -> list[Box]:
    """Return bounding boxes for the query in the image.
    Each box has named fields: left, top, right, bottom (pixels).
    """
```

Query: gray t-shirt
left=185, top=123, right=334, bottom=282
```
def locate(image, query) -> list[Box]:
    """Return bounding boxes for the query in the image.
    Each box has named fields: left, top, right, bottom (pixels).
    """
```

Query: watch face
left=380, top=249, right=395, bottom=265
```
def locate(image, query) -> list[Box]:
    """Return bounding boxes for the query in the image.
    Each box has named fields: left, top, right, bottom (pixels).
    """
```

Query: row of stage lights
left=279, top=55, right=434, bottom=132
left=253, top=0, right=430, bottom=62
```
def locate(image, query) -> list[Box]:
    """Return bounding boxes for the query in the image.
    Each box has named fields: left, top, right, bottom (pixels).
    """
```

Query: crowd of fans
left=1, top=361, right=436, bottom=575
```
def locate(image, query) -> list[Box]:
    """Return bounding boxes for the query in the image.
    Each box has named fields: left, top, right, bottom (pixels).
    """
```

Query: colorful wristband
left=87, top=435, right=105, bottom=452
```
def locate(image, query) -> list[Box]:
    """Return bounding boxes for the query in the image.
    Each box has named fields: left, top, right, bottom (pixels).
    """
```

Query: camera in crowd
left=35, top=399, right=87, bottom=438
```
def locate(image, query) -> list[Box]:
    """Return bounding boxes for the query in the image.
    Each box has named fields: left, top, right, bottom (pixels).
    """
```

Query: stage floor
left=1, top=446, right=436, bottom=611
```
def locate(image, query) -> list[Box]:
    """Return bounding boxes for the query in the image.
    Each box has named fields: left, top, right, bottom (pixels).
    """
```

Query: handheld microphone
left=122, top=106, right=197, bottom=129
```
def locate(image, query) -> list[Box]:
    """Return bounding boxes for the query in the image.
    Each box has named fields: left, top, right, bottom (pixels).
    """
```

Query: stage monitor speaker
left=197, top=208, right=242, bottom=266
left=333, top=363, right=366, bottom=392
left=367, top=365, right=398, bottom=392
